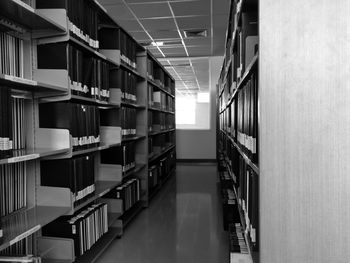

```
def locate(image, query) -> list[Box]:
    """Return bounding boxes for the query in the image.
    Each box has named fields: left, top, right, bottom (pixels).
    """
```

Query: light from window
left=197, top=92, right=210, bottom=103
left=176, top=96, right=196, bottom=125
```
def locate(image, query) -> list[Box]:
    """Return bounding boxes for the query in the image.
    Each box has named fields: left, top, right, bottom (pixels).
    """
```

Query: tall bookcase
left=217, top=0, right=258, bottom=262
left=0, top=1, right=176, bottom=262
left=219, top=1, right=350, bottom=263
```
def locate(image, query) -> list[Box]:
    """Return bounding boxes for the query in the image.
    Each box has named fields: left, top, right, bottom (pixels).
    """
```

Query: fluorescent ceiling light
left=151, top=41, right=164, bottom=47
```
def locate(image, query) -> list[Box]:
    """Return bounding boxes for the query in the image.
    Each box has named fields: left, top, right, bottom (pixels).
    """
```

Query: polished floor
left=97, top=163, right=229, bottom=263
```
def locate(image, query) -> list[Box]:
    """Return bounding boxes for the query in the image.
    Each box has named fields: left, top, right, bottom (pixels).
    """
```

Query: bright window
left=176, top=93, right=210, bottom=130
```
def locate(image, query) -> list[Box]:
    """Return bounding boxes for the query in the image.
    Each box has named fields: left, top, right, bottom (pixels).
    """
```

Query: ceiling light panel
left=141, top=18, right=178, bottom=31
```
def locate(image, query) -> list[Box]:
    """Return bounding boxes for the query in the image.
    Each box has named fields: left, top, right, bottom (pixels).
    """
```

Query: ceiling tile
left=98, top=0, right=124, bottom=5
left=183, top=37, right=211, bottom=47
left=187, top=46, right=211, bottom=56
left=104, top=4, right=134, bottom=20
left=141, top=18, right=177, bottom=31
left=170, top=0, right=210, bottom=16
left=129, top=31, right=152, bottom=42
left=116, top=19, right=144, bottom=32
left=149, top=30, right=180, bottom=40
left=176, top=16, right=211, bottom=30
left=213, top=0, right=230, bottom=14
left=130, top=3, right=172, bottom=18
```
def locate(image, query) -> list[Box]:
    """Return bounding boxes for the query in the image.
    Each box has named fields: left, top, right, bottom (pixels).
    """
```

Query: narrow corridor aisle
left=97, top=163, right=229, bottom=263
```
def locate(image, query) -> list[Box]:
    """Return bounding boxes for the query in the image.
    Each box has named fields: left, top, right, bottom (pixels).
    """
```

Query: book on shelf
left=236, top=71, right=258, bottom=162
left=154, top=67, right=164, bottom=87
left=153, top=134, right=165, bottom=153
left=152, top=112, right=166, bottom=131
left=147, top=57, right=154, bottom=80
left=148, top=137, right=153, bottom=155
left=0, top=162, right=26, bottom=217
left=120, top=107, right=136, bottom=139
left=37, top=42, right=110, bottom=102
left=104, top=178, right=140, bottom=213
left=0, top=31, right=24, bottom=79
left=240, top=12, right=258, bottom=75
left=0, top=232, right=36, bottom=257
left=148, top=165, right=159, bottom=192
left=229, top=223, right=252, bottom=263
left=148, top=111, right=153, bottom=132
left=101, top=142, right=136, bottom=173
left=41, top=153, right=95, bottom=206
left=110, top=68, right=137, bottom=104
left=39, top=102, right=100, bottom=151
left=99, top=27, right=137, bottom=69
left=36, top=0, right=99, bottom=49
left=42, top=202, right=108, bottom=258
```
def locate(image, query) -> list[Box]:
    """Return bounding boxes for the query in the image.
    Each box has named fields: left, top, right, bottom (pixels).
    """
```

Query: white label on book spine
left=252, top=138, right=256, bottom=154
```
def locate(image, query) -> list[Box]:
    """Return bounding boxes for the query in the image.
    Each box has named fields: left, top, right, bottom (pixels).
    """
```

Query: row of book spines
left=147, top=60, right=175, bottom=91
left=0, top=31, right=24, bottom=78
left=229, top=223, right=249, bottom=254
left=104, top=179, right=140, bottom=212
left=237, top=156, right=258, bottom=245
left=100, top=142, right=135, bottom=172
left=121, top=107, right=136, bottom=138
left=236, top=73, right=258, bottom=159
left=42, top=203, right=108, bottom=257
left=110, top=69, right=137, bottom=103
left=0, top=162, right=26, bottom=217
left=0, top=233, right=35, bottom=257
left=40, top=154, right=95, bottom=206
left=36, top=0, right=99, bottom=49
left=39, top=102, right=100, bottom=152
left=149, top=89, right=175, bottom=111
left=98, top=28, right=138, bottom=70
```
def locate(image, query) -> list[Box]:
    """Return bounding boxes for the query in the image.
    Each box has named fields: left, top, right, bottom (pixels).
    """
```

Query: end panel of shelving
left=100, top=198, right=123, bottom=214
left=100, top=126, right=122, bottom=145
left=38, top=237, right=75, bottom=262
left=33, top=69, right=70, bottom=97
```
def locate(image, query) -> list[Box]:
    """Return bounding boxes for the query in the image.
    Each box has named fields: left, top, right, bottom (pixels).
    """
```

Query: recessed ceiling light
left=151, top=41, right=164, bottom=47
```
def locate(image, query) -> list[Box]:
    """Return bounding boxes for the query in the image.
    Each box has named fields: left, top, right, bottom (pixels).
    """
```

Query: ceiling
left=99, top=0, right=230, bottom=96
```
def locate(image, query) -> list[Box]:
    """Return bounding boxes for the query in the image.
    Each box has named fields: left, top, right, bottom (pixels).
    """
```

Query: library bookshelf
left=0, top=0, right=176, bottom=262
left=217, top=0, right=258, bottom=262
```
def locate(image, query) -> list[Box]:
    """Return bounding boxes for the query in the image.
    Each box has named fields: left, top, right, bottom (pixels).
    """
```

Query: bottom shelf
left=74, top=227, right=122, bottom=263
left=118, top=201, right=144, bottom=229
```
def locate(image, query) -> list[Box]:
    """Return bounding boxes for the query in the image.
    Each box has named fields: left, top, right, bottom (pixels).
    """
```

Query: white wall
left=176, top=56, right=222, bottom=160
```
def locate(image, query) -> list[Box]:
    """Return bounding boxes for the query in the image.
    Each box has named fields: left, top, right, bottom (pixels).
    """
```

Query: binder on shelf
left=0, top=32, right=24, bottom=79
left=240, top=12, right=258, bottom=75
left=103, top=178, right=140, bottom=213
left=42, top=202, right=108, bottom=258
left=0, top=233, right=36, bottom=257
left=0, top=162, right=27, bottom=217
left=101, top=142, right=136, bottom=173
left=110, top=68, right=137, bottom=103
left=39, top=102, right=100, bottom=152
left=41, top=153, right=95, bottom=206
left=36, top=42, right=110, bottom=102
left=36, top=0, right=99, bottom=49
left=99, top=27, right=138, bottom=69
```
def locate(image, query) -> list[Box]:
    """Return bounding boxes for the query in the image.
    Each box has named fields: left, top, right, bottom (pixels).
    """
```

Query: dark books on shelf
left=0, top=162, right=26, bottom=217
left=36, top=0, right=99, bottom=49
left=101, top=142, right=136, bottom=173
left=39, top=102, right=100, bottom=151
left=99, top=27, right=137, bottom=69
left=37, top=42, right=110, bottom=102
left=121, top=107, right=136, bottom=139
left=148, top=165, right=159, bottom=192
left=236, top=71, right=258, bottom=161
left=110, top=68, right=137, bottom=103
left=229, top=223, right=249, bottom=254
left=154, top=67, right=165, bottom=87
left=42, top=203, right=108, bottom=257
left=41, top=153, right=95, bottom=206
left=0, top=88, right=13, bottom=156
left=153, top=134, right=165, bottom=153
left=239, top=12, right=258, bottom=76
left=147, top=57, right=154, bottom=80
left=0, top=232, right=36, bottom=257
left=148, top=111, right=153, bottom=133
left=152, top=112, right=166, bottom=131
left=0, top=32, right=24, bottom=78
left=104, top=178, right=140, bottom=212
